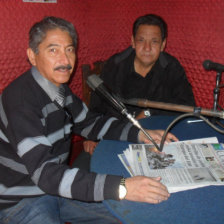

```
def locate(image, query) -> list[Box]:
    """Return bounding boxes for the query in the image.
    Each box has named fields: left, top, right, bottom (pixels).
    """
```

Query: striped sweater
left=0, top=69, right=139, bottom=210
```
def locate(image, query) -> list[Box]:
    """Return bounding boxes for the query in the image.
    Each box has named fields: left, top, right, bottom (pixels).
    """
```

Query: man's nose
left=59, top=51, right=70, bottom=64
left=144, top=41, right=151, bottom=51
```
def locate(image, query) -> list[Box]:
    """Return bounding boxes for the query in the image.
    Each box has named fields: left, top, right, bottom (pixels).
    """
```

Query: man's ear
left=161, top=39, right=166, bottom=51
left=27, top=48, right=37, bottom=66
left=131, top=36, right=135, bottom=49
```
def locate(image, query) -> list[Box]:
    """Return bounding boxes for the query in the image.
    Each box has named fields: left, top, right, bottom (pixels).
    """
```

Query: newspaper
left=118, top=137, right=218, bottom=177
left=118, top=137, right=224, bottom=193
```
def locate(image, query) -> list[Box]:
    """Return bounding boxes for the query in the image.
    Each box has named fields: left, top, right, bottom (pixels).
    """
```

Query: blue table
left=91, top=116, right=224, bottom=224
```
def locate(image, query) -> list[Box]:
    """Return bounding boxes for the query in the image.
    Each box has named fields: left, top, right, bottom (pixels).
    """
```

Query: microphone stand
left=212, top=71, right=224, bottom=127
left=120, top=108, right=161, bottom=151
left=213, top=71, right=222, bottom=111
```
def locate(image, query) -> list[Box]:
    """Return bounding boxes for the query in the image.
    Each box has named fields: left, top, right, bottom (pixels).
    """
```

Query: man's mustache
left=54, top=65, right=72, bottom=71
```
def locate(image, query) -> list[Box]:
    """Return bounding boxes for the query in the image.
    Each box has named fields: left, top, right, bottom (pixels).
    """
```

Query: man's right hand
left=125, top=176, right=170, bottom=204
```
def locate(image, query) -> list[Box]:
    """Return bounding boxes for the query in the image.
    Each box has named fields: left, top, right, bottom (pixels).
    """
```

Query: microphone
left=86, top=74, right=126, bottom=113
left=203, top=60, right=224, bottom=72
left=87, top=74, right=161, bottom=151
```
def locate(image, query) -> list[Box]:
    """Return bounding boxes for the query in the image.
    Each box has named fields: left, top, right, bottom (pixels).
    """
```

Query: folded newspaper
left=118, top=137, right=224, bottom=193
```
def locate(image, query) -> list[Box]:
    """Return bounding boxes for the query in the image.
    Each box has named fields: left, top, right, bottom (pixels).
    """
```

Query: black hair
left=132, top=14, right=167, bottom=41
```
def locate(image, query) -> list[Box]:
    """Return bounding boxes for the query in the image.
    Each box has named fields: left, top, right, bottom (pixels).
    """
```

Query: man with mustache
left=0, top=16, right=177, bottom=224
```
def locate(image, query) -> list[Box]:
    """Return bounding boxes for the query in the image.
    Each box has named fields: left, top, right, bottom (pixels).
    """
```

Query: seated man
left=84, top=13, right=195, bottom=154
left=0, top=16, right=177, bottom=224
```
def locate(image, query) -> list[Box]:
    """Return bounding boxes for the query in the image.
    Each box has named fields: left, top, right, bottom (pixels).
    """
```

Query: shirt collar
left=31, top=66, right=63, bottom=102
left=130, top=51, right=168, bottom=73
left=130, top=51, right=136, bottom=73
left=158, top=52, right=168, bottom=68
left=131, top=51, right=169, bottom=76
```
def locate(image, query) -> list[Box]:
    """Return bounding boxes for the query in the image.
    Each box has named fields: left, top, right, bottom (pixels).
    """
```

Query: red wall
left=0, top=0, right=224, bottom=109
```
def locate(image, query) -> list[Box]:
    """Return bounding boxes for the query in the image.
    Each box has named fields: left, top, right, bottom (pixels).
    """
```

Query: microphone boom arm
left=121, top=98, right=224, bottom=119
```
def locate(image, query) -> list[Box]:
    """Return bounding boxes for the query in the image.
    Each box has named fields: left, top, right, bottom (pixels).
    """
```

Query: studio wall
left=0, top=0, right=224, bottom=109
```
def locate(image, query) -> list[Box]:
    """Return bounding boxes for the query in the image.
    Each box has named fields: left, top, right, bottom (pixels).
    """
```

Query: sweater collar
left=31, top=66, right=64, bottom=102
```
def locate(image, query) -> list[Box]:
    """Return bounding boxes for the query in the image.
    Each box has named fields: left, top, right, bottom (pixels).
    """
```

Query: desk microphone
left=203, top=60, right=224, bottom=72
left=87, top=74, right=160, bottom=151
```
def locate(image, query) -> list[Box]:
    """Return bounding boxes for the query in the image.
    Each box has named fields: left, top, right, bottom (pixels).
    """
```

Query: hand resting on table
left=125, top=176, right=170, bottom=204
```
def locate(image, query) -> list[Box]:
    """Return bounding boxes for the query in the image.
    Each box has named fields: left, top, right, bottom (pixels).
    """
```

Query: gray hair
left=29, top=16, right=77, bottom=54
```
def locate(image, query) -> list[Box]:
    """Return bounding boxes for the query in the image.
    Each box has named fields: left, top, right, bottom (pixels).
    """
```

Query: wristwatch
left=144, top=110, right=151, bottom=117
left=119, top=177, right=127, bottom=200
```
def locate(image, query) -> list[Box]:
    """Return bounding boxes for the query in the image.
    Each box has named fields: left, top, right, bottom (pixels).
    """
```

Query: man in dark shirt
left=0, top=16, right=177, bottom=224
left=84, top=14, right=195, bottom=154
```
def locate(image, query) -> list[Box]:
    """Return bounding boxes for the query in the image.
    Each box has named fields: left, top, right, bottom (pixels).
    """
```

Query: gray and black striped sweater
left=0, top=69, right=139, bottom=210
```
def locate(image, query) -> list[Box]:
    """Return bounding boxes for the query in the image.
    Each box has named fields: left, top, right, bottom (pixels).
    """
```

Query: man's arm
left=166, top=55, right=196, bottom=106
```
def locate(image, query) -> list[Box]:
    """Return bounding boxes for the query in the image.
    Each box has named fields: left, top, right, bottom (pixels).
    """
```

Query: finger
left=149, top=133, right=162, bottom=142
left=143, top=185, right=170, bottom=203
left=89, top=147, right=95, bottom=155
left=149, top=183, right=169, bottom=195
left=154, top=130, right=178, bottom=143
left=147, top=179, right=169, bottom=193
left=151, top=176, right=161, bottom=182
left=146, top=189, right=170, bottom=203
left=166, top=133, right=179, bottom=142
left=145, top=195, right=169, bottom=204
left=155, top=130, right=176, bottom=140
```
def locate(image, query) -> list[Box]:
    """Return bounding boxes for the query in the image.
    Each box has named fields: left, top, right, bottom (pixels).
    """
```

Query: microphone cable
left=159, top=113, right=224, bottom=152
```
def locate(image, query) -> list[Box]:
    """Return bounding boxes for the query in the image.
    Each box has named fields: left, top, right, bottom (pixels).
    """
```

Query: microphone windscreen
left=203, top=60, right=211, bottom=70
left=87, top=74, right=103, bottom=91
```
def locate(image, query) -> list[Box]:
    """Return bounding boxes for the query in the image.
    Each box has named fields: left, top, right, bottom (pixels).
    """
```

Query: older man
left=0, top=16, right=177, bottom=224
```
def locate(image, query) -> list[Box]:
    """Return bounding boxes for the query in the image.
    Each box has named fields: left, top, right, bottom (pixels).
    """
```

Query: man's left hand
left=138, top=129, right=178, bottom=144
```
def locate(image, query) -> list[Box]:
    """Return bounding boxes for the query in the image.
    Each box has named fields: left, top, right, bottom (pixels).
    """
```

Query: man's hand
left=83, top=140, right=98, bottom=155
left=138, top=129, right=178, bottom=144
left=125, top=176, right=170, bottom=204
left=135, top=110, right=146, bottom=120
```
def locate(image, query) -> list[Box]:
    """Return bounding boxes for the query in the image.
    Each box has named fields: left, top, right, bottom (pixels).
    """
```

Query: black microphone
left=87, top=74, right=161, bottom=151
left=203, top=60, right=224, bottom=72
left=87, top=74, right=126, bottom=114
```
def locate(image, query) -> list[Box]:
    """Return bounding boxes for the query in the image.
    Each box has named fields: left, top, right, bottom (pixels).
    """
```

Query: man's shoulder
left=159, top=52, right=183, bottom=69
left=107, top=46, right=134, bottom=65
left=5, top=69, right=32, bottom=90
left=101, top=47, right=134, bottom=82
left=2, top=69, right=37, bottom=101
